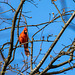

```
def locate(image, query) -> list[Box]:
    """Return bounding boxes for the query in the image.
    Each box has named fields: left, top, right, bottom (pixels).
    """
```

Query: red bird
left=19, top=27, right=30, bottom=56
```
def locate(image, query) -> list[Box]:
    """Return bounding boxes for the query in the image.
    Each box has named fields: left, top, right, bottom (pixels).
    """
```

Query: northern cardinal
left=19, top=27, right=30, bottom=56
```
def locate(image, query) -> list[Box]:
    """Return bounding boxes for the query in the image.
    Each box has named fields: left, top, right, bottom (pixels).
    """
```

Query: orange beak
left=24, top=30, right=27, bottom=34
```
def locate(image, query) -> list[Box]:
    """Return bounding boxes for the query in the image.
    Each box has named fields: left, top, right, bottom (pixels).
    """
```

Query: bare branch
left=30, top=11, right=75, bottom=75
left=0, top=12, right=72, bottom=31
left=0, top=9, right=12, bottom=14
left=39, top=38, right=75, bottom=75
left=31, top=38, right=33, bottom=71
left=1, top=0, right=26, bottom=74
left=52, top=1, right=65, bottom=24
left=44, top=66, right=75, bottom=75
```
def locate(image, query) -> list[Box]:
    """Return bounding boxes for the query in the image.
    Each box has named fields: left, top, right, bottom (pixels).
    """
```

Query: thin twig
left=31, top=37, right=33, bottom=71
left=52, top=1, right=65, bottom=24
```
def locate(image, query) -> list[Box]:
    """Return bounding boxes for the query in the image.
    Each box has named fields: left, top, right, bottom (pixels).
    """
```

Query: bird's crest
left=24, top=27, right=27, bottom=31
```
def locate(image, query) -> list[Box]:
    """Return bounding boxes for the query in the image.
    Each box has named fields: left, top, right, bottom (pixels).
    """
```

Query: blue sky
left=0, top=0, right=75, bottom=75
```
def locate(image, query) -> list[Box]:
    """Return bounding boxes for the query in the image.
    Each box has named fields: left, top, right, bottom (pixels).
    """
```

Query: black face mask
left=24, top=30, right=27, bottom=34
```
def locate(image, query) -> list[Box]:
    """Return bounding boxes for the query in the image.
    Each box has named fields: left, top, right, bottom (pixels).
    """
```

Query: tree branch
left=44, top=66, right=75, bottom=75
left=30, top=11, right=75, bottom=75
left=1, top=0, right=26, bottom=75
left=0, top=12, right=72, bottom=31
left=39, top=35, right=75, bottom=75
left=31, top=38, right=33, bottom=71
left=52, top=1, right=65, bottom=24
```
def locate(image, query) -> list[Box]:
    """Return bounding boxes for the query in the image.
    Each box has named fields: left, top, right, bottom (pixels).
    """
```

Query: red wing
left=19, top=35, right=24, bottom=43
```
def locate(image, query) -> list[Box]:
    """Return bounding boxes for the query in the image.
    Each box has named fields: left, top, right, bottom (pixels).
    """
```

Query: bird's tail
left=24, top=44, right=30, bottom=56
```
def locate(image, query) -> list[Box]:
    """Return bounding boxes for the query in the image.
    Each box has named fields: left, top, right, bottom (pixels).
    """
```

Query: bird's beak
left=24, top=30, right=27, bottom=34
